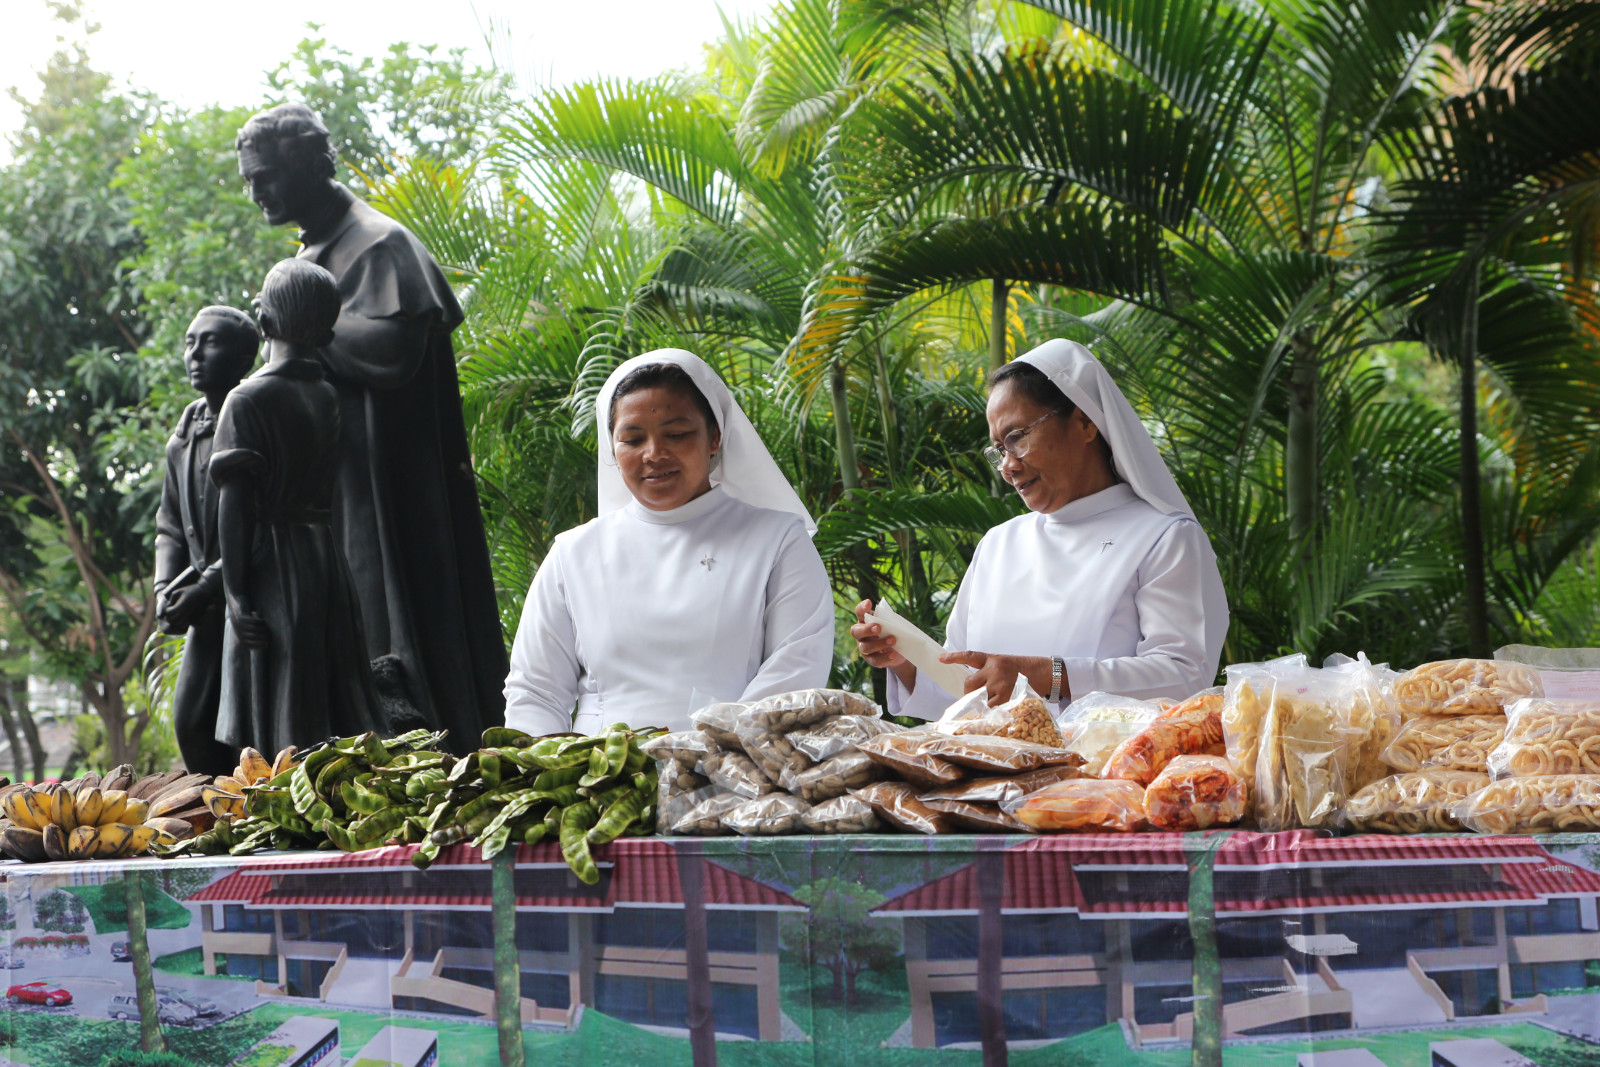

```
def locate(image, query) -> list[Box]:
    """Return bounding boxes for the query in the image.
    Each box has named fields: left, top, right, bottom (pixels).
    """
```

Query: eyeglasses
left=983, top=411, right=1058, bottom=471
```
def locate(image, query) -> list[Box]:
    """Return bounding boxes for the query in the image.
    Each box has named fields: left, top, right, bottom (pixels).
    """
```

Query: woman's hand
left=940, top=650, right=1054, bottom=706
left=851, top=600, right=916, bottom=691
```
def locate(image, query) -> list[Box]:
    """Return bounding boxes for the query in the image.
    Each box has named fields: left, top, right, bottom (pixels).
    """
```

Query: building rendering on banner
left=186, top=839, right=803, bottom=1040
left=872, top=832, right=1600, bottom=1048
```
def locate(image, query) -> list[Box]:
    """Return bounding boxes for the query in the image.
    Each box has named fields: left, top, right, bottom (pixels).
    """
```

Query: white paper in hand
left=864, top=599, right=972, bottom=699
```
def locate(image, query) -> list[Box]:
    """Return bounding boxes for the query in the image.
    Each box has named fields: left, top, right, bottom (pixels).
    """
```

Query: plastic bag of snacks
left=800, top=794, right=881, bottom=834
left=670, top=790, right=749, bottom=835
left=935, top=676, right=1065, bottom=747
left=858, top=731, right=966, bottom=788
left=699, top=741, right=775, bottom=799
left=1344, top=770, right=1489, bottom=833
left=1454, top=774, right=1600, bottom=834
left=789, top=715, right=900, bottom=762
left=916, top=733, right=1084, bottom=775
left=921, top=797, right=1031, bottom=833
left=1003, top=779, right=1147, bottom=832
left=1382, top=713, right=1505, bottom=773
left=1489, top=698, right=1600, bottom=778
left=643, top=732, right=714, bottom=833
left=918, top=764, right=1084, bottom=807
left=1104, top=689, right=1225, bottom=786
left=778, top=750, right=881, bottom=802
left=1325, top=653, right=1402, bottom=792
left=689, top=702, right=747, bottom=750
left=742, top=688, right=879, bottom=731
left=658, top=780, right=718, bottom=835
left=1056, top=692, right=1163, bottom=777
left=1143, top=755, right=1246, bottom=831
left=852, top=781, right=957, bottom=834
left=723, top=793, right=811, bottom=836
left=1393, top=659, right=1541, bottom=717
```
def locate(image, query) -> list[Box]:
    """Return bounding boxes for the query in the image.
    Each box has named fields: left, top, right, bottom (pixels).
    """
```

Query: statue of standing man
left=235, top=103, right=507, bottom=751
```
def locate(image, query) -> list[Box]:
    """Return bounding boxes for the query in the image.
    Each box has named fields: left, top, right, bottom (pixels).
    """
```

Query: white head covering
left=596, top=349, right=817, bottom=534
left=1016, top=339, right=1194, bottom=519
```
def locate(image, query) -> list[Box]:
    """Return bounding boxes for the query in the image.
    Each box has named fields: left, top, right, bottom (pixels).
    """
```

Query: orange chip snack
left=1105, top=692, right=1227, bottom=786
left=1143, top=755, right=1246, bottom=831
left=1005, top=779, right=1147, bottom=832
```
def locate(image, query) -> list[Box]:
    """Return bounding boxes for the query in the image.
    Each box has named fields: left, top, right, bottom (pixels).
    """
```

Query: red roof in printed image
left=1018, top=831, right=1558, bottom=871
left=1502, top=857, right=1600, bottom=898
left=187, top=870, right=264, bottom=904
left=877, top=848, right=1091, bottom=916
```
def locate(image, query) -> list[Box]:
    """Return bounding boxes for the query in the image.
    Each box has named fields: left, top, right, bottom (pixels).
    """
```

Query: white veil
left=595, top=349, right=817, bottom=534
left=1017, top=339, right=1194, bottom=519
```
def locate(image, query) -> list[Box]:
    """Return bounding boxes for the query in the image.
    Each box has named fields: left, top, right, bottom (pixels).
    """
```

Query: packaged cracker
left=1003, top=778, right=1147, bottom=832
left=779, top=750, right=881, bottom=802
left=918, top=764, right=1084, bottom=806
left=853, top=781, right=957, bottom=834
left=699, top=740, right=775, bottom=799
left=1454, top=774, right=1600, bottom=834
left=789, top=715, right=900, bottom=762
left=1344, top=770, right=1489, bottom=833
left=670, top=790, right=749, bottom=835
left=689, top=702, right=747, bottom=750
left=936, top=676, right=1064, bottom=747
left=723, top=793, right=811, bottom=836
left=1393, top=659, right=1541, bottom=717
left=1489, top=698, right=1600, bottom=778
left=916, top=733, right=1084, bottom=775
left=921, top=797, right=1030, bottom=833
left=800, top=794, right=881, bottom=834
left=1382, top=713, right=1505, bottom=774
left=858, top=731, right=967, bottom=788
left=1326, top=653, right=1403, bottom=791
left=1143, top=755, right=1245, bottom=831
left=1057, top=692, right=1163, bottom=776
left=1104, top=689, right=1225, bottom=786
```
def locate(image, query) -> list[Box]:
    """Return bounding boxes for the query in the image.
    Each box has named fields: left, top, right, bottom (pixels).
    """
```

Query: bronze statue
left=236, top=103, right=506, bottom=750
left=211, top=259, right=383, bottom=754
left=154, top=307, right=258, bottom=775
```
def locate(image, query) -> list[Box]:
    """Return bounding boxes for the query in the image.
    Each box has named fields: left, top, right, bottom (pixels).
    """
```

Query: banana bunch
left=203, top=746, right=300, bottom=822
left=0, top=765, right=218, bottom=862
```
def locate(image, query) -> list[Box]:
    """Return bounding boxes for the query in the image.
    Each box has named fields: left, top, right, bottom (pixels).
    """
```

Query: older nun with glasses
left=853, top=339, right=1229, bottom=713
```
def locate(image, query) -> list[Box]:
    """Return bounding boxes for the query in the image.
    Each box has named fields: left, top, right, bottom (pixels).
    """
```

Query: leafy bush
left=101, top=1052, right=199, bottom=1067
left=34, top=890, right=88, bottom=933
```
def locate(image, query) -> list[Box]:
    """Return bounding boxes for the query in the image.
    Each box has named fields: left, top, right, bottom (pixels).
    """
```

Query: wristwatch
left=1049, top=657, right=1064, bottom=703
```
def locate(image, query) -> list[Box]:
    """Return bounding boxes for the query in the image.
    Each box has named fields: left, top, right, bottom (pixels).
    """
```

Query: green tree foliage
left=782, top=877, right=901, bottom=1003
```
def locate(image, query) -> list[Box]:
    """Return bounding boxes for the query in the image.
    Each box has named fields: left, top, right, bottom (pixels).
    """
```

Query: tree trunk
left=1458, top=270, right=1490, bottom=657
left=1285, top=340, right=1319, bottom=542
left=989, top=279, right=1010, bottom=375
left=975, top=839, right=1008, bottom=1067
left=831, top=962, right=844, bottom=1002
left=677, top=846, right=718, bottom=1067
left=14, top=684, right=44, bottom=783
left=0, top=679, right=26, bottom=783
left=846, top=966, right=858, bottom=1004
left=126, top=870, right=165, bottom=1053
left=1186, top=832, right=1228, bottom=1067
left=491, top=850, right=524, bottom=1067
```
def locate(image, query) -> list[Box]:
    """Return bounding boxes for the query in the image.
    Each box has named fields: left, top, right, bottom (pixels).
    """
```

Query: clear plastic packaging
left=936, top=677, right=1064, bottom=747
left=689, top=702, right=748, bottom=750
left=858, top=731, right=967, bottom=788
left=916, top=733, right=1084, bottom=774
left=778, top=750, right=881, bottom=802
left=1393, top=659, right=1541, bottom=717
left=1325, top=653, right=1402, bottom=792
left=1454, top=774, right=1600, bottom=834
left=1104, top=689, right=1225, bottom=786
left=640, top=731, right=709, bottom=763
left=1344, top=770, right=1489, bottom=833
left=1056, top=692, right=1163, bottom=776
left=1143, top=755, right=1245, bottom=831
left=852, top=781, right=957, bottom=834
left=788, top=715, right=900, bottom=762
left=921, top=797, right=1030, bottom=833
left=699, top=741, right=775, bottom=799
left=657, top=778, right=718, bottom=835
left=1489, top=698, right=1600, bottom=778
left=734, top=714, right=822, bottom=782
left=741, top=688, right=879, bottom=731
left=799, top=794, right=881, bottom=834
left=655, top=757, right=709, bottom=796
left=670, top=790, right=748, bottom=835
left=1382, top=713, right=1505, bottom=773
left=722, top=793, right=811, bottom=836
left=1003, top=778, right=1147, bottom=832
left=917, top=764, right=1085, bottom=806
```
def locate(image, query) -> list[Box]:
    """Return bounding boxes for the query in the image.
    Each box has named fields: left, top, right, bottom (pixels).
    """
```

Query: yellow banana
left=119, top=797, right=150, bottom=825
left=213, top=776, right=244, bottom=795
left=75, top=787, right=103, bottom=828
left=239, top=747, right=272, bottom=783
left=272, top=746, right=298, bottom=777
left=4, top=791, right=49, bottom=832
left=118, top=825, right=157, bottom=857
left=41, top=823, right=66, bottom=862
left=53, top=789, right=78, bottom=835
left=201, top=786, right=245, bottom=820
left=97, top=790, right=128, bottom=826
left=144, top=817, right=194, bottom=842
left=66, top=825, right=97, bottom=860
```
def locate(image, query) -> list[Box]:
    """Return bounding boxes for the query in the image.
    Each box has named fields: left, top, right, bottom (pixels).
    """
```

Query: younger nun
left=504, top=350, right=835, bottom=735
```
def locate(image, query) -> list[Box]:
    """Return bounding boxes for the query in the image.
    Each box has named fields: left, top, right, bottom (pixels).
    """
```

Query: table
left=0, top=830, right=1597, bottom=1066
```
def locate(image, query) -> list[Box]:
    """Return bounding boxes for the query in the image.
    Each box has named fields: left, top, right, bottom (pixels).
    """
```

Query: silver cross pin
left=1099, top=539, right=1115, bottom=554
left=700, top=553, right=716, bottom=571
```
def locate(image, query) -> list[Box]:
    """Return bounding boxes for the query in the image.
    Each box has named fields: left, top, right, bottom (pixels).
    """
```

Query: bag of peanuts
left=699, top=739, right=776, bottom=799
left=689, top=702, right=748, bottom=750
left=642, top=731, right=714, bottom=833
left=723, top=793, right=811, bottom=836
left=778, top=749, right=882, bottom=801
left=935, top=676, right=1065, bottom=747
left=800, top=794, right=881, bottom=833
left=736, top=689, right=882, bottom=781
left=789, top=715, right=900, bottom=762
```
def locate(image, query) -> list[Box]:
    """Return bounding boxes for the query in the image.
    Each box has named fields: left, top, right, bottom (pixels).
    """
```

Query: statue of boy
left=211, top=258, right=384, bottom=755
left=235, top=102, right=506, bottom=750
left=154, top=307, right=258, bottom=775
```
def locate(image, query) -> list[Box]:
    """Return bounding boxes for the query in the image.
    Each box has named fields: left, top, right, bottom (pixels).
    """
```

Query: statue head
left=184, top=306, right=259, bottom=395
left=236, top=103, right=338, bottom=227
left=256, top=259, right=341, bottom=350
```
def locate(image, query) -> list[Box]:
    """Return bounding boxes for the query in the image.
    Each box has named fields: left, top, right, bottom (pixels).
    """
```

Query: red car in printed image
left=7, top=981, right=70, bottom=1007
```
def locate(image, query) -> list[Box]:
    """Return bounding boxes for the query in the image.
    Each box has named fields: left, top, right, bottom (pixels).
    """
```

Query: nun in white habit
left=853, top=339, right=1229, bottom=715
left=504, top=350, right=835, bottom=735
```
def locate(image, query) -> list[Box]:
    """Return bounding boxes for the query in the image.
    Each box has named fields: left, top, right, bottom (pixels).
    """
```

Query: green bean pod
left=560, top=802, right=602, bottom=885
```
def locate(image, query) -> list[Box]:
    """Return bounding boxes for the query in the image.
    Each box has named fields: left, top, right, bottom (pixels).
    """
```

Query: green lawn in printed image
left=63, top=880, right=191, bottom=934
left=1208, top=1024, right=1600, bottom=1067
left=245, top=1002, right=504, bottom=1063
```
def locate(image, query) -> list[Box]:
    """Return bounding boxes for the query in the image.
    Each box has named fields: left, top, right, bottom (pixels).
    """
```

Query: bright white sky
left=1, top=0, right=773, bottom=149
